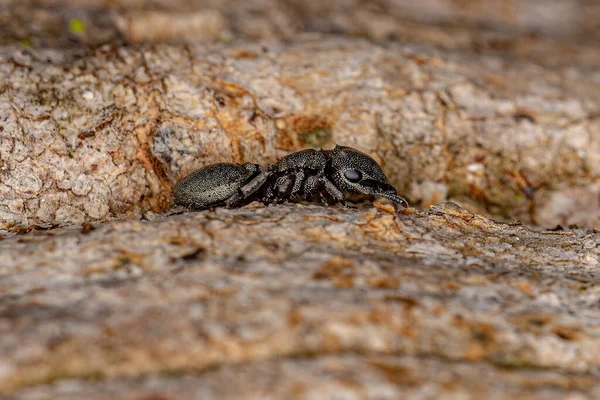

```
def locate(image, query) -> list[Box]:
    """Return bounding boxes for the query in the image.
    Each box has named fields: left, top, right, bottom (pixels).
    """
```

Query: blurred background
left=3, top=0, right=600, bottom=47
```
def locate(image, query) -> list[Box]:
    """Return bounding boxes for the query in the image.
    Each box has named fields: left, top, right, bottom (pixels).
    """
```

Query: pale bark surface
left=2, top=34, right=600, bottom=230
left=2, top=202, right=600, bottom=398
left=1, top=0, right=600, bottom=398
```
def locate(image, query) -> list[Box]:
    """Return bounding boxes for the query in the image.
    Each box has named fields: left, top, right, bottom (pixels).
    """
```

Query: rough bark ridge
left=2, top=36, right=600, bottom=230
left=2, top=203, right=600, bottom=398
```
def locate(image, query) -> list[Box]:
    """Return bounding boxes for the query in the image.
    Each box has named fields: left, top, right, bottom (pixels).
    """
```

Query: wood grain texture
left=2, top=202, right=600, bottom=397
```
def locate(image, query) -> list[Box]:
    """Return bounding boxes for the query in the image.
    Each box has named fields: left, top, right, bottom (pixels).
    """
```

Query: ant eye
left=344, top=169, right=362, bottom=183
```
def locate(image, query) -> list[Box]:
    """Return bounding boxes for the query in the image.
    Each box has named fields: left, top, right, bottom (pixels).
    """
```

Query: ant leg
left=304, top=176, right=344, bottom=207
left=273, top=175, right=294, bottom=203
left=318, top=191, right=330, bottom=206
left=224, top=192, right=244, bottom=207
left=320, top=177, right=345, bottom=205
left=289, top=169, right=306, bottom=199
left=303, top=175, right=320, bottom=196
left=262, top=184, right=276, bottom=204
left=225, top=165, right=270, bottom=207
left=240, top=169, right=270, bottom=197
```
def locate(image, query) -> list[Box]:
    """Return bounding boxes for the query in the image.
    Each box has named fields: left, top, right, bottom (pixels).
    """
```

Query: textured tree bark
left=2, top=203, right=600, bottom=397
left=1, top=33, right=600, bottom=230
left=2, top=0, right=600, bottom=398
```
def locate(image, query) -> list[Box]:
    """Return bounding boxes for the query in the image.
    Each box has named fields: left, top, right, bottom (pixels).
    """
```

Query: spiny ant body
left=173, top=145, right=408, bottom=210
